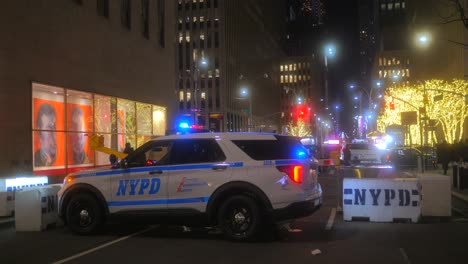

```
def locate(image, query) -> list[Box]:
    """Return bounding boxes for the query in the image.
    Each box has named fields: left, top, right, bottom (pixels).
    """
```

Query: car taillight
left=276, top=165, right=303, bottom=183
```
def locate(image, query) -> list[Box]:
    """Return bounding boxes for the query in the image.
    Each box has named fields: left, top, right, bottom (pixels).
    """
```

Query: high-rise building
left=282, top=0, right=326, bottom=135
left=176, top=0, right=286, bottom=132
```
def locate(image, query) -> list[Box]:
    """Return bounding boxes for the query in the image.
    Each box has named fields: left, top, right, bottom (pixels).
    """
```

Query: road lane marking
left=399, top=248, right=411, bottom=264
left=52, top=226, right=155, bottom=264
left=325, top=207, right=337, bottom=230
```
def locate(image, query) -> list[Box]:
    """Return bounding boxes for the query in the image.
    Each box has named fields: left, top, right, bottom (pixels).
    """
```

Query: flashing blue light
left=294, top=147, right=308, bottom=159
left=179, top=122, right=190, bottom=129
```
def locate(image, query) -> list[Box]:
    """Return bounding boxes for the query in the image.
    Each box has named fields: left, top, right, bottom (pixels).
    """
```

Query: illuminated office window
left=179, top=91, right=184, bottom=101
left=294, top=64, right=297, bottom=71
left=280, top=75, right=284, bottom=83
left=280, top=65, right=283, bottom=72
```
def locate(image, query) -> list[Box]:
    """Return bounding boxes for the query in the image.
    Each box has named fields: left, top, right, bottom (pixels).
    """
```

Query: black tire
left=218, top=195, right=261, bottom=241
left=65, top=193, right=104, bottom=235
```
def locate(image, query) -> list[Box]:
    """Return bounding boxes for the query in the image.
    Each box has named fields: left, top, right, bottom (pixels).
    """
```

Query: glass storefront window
left=94, top=94, right=113, bottom=133
left=137, top=103, right=153, bottom=135
left=153, top=106, right=166, bottom=136
left=32, top=83, right=66, bottom=172
left=32, top=83, right=167, bottom=175
left=117, top=98, right=136, bottom=135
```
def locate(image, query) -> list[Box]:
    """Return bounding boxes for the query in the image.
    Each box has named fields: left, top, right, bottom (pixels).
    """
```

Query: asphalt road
left=1, top=169, right=468, bottom=264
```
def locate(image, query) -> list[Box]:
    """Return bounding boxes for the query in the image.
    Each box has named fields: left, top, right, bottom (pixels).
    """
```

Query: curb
left=0, top=217, right=14, bottom=228
left=452, top=191, right=468, bottom=203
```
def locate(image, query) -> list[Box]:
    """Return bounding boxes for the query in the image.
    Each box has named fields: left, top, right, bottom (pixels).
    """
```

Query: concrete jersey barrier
left=15, top=184, right=63, bottom=231
left=343, top=178, right=421, bottom=223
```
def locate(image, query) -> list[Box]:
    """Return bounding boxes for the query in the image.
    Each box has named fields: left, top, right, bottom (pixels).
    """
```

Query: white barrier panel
left=417, top=174, right=451, bottom=217
left=343, top=178, right=421, bottom=223
left=0, top=191, right=14, bottom=216
left=15, top=184, right=63, bottom=231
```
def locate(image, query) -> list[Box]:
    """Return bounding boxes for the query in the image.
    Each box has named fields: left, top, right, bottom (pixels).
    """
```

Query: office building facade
left=0, top=0, right=176, bottom=179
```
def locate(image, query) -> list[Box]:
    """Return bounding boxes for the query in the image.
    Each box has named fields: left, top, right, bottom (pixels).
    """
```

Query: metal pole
left=193, top=63, right=199, bottom=125
left=248, top=94, right=253, bottom=132
left=324, top=55, right=329, bottom=109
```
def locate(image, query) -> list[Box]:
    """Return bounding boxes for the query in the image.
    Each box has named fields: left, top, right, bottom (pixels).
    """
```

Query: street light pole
left=248, top=93, right=253, bottom=132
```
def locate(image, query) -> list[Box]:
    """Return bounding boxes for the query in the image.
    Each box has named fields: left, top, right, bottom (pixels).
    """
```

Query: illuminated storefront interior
left=32, top=82, right=166, bottom=176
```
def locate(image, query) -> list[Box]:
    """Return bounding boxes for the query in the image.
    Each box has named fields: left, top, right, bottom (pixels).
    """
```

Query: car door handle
left=149, top=170, right=163, bottom=175
left=212, top=166, right=228, bottom=171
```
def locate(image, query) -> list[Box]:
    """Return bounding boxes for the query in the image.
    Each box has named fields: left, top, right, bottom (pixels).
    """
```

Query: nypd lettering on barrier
left=6, top=183, right=48, bottom=192
left=116, top=178, right=161, bottom=196
left=343, top=188, right=419, bottom=207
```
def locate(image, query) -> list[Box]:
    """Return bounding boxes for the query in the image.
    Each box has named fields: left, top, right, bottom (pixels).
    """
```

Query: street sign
left=401, top=111, right=418, bottom=125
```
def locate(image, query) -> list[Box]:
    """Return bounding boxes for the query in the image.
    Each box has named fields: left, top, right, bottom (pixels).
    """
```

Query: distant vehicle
left=415, top=146, right=438, bottom=169
left=387, top=147, right=422, bottom=170
left=344, top=143, right=387, bottom=165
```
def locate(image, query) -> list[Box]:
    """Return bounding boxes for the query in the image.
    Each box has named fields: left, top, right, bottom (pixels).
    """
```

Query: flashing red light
left=190, top=125, right=205, bottom=129
left=276, top=165, right=303, bottom=183
left=295, top=105, right=309, bottom=120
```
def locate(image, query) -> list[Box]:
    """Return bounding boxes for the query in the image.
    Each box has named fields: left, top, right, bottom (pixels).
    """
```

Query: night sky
left=323, top=0, right=360, bottom=134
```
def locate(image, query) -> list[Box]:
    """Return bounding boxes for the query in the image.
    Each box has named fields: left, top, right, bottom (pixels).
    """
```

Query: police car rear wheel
left=66, top=193, right=103, bottom=235
left=218, top=195, right=261, bottom=241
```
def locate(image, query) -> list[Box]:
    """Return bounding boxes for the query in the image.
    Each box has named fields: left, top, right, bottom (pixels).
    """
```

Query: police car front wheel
left=66, top=193, right=104, bottom=235
left=218, top=195, right=261, bottom=241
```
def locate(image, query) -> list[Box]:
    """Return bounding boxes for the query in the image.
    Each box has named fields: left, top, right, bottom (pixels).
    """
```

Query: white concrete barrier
left=417, top=174, right=451, bottom=217
left=15, top=184, right=63, bottom=231
left=0, top=191, right=14, bottom=216
left=343, top=178, right=421, bottom=223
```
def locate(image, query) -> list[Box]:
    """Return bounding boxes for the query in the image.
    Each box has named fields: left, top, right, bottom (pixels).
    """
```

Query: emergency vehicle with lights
left=58, top=132, right=322, bottom=241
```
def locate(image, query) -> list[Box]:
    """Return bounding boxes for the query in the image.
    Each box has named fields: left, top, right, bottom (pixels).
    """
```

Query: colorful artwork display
left=32, top=83, right=166, bottom=175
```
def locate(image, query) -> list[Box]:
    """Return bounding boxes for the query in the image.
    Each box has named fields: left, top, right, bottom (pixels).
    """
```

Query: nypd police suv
left=58, top=133, right=322, bottom=241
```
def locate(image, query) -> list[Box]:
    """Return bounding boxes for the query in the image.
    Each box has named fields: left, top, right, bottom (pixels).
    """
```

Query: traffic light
left=295, top=105, right=309, bottom=120
left=389, top=97, right=395, bottom=110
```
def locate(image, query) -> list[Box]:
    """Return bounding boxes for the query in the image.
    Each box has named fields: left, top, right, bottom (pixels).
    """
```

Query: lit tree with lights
left=287, top=120, right=312, bottom=137
left=377, top=79, right=468, bottom=144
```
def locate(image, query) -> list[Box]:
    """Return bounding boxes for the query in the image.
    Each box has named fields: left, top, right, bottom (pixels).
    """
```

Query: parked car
left=387, top=147, right=422, bottom=170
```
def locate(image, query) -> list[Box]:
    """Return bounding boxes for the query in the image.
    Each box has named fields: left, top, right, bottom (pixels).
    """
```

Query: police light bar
left=179, top=122, right=190, bottom=129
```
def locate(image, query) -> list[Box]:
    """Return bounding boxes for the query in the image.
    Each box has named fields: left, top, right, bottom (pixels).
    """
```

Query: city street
left=1, top=170, right=468, bottom=264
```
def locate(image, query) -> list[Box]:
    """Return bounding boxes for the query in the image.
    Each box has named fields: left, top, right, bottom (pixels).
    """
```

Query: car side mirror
left=120, top=158, right=129, bottom=169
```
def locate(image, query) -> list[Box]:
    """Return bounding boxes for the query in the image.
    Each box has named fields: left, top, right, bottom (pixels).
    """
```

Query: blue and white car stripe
left=108, top=196, right=210, bottom=207
left=74, top=162, right=244, bottom=178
